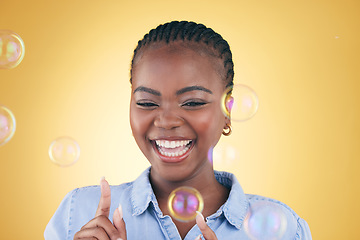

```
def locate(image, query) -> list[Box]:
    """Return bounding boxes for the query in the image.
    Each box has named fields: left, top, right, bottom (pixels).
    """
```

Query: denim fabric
left=44, top=167, right=311, bottom=240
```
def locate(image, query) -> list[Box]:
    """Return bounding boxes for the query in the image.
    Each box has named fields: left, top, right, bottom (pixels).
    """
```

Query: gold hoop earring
left=222, top=124, right=232, bottom=136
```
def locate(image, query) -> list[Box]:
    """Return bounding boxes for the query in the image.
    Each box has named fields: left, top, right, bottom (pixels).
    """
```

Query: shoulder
left=69, top=182, right=133, bottom=200
left=44, top=182, right=135, bottom=240
left=246, top=194, right=299, bottom=219
left=245, top=194, right=312, bottom=240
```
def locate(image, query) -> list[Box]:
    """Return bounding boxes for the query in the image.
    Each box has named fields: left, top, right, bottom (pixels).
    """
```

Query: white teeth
left=158, top=146, right=190, bottom=157
left=154, top=139, right=192, bottom=157
left=155, top=140, right=191, bottom=149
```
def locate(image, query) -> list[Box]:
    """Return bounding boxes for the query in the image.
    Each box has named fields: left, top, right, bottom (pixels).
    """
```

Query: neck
left=149, top=164, right=227, bottom=206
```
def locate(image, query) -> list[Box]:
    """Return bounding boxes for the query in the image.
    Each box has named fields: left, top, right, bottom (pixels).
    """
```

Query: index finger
left=95, top=176, right=112, bottom=217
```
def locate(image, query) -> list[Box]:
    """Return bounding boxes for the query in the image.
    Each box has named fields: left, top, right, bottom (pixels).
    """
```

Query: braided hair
left=130, top=21, right=234, bottom=88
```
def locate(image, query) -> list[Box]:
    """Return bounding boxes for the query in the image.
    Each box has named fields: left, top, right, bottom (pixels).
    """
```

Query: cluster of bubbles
left=0, top=30, right=23, bottom=146
left=0, top=30, right=25, bottom=69
left=208, top=84, right=258, bottom=166
left=244, top=201, right=288, bottom=240
left=220, top=84, right=259, bottom=122
left=167, top=186, right=204, bottom=222
left=48, top=137, right=81, bottom=167
left=0, top=106, right=80, bottom=166
left=1, top=30, right=80, bottom=166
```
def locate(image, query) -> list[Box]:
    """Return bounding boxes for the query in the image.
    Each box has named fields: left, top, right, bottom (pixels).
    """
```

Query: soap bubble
left=210, top=143, right=239, bottom=167
left=168, top=186, right=204, bottom=222
left=244, top=201, right=288, bottom=240
left=221, top=84, right=259, bottom=122
left=49, top=137, right=80, bottom=167
left=0, top=105, right=16, bottom=146
left=0, top=30, right=25, bottom=69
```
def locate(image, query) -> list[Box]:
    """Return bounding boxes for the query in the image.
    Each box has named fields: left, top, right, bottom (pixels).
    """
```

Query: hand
left=194, top=211, right=218, bottom=240
left=73, top=177, right=127, bottom=240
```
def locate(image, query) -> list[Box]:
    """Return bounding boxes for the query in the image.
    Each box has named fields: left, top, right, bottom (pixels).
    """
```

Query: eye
left=181, top=100, right=207, bottom=108
left=136, top=101, right=159, bottom=109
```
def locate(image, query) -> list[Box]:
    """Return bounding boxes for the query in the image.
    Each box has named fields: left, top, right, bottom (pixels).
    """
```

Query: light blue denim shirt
left=44, top=167, right=311, bottom=240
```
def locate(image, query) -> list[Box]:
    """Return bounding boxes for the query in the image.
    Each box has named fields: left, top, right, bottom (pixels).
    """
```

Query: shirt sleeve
left=296, top=218, right=312, bottom=240
left=44, top=189, right=78, bottom=240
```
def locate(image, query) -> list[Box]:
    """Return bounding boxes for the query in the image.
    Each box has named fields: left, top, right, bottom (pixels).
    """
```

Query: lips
left=151, top=139, right=194, bottom=162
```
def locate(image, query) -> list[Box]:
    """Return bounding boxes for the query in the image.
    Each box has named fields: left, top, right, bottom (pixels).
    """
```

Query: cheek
left=130, top=104, right=152, bottom=140
left=188, top=108, right=224, bottom=142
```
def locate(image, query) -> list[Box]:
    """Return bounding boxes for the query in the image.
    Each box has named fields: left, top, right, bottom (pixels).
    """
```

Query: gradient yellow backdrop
left=1, top=0, right=359, bottom=239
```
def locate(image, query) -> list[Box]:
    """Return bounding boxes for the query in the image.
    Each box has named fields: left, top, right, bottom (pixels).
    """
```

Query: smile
left=152, top=139, right=194, bottom=161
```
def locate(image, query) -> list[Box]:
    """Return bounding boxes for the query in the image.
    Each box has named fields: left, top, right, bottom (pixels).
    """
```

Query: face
left=130, top=43, right=230, bottom=182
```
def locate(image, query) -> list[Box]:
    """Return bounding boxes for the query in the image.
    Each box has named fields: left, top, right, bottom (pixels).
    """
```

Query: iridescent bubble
left=0, top=30, right=25, bottom=69
left=221, top=84, right=259, bottom=122
left=244, top=201, right=288, bottom=240
left=168, top=186, right=204, bottom=222
left=211, top=143, right=238, bottom=167
left=49, top=137, right=80, bottom=167
left=0, top=105, right=16, bottom=146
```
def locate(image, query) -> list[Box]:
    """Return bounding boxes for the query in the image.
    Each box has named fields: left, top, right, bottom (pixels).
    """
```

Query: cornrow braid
left=130, top=21, right=234, bottom=88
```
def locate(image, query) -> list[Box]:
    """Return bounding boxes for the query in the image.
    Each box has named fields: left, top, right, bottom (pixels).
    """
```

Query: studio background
left=1, top=0, right=359, bottom=239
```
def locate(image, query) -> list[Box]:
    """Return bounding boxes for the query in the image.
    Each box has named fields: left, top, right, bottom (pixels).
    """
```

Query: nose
left=154, top=108, right=183, bottom=130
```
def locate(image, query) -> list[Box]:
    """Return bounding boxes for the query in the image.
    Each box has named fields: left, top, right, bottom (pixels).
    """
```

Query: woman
left=45, top=21, right=312, bottom=240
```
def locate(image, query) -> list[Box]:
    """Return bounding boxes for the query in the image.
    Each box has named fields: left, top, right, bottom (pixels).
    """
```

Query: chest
left=172, top=218, right=197, bottom=239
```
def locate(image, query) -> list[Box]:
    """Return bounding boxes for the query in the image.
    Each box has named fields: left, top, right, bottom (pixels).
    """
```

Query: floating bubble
left=221, top=84, right=259, bottom=122
left=49, top=137, right=80, bottom=167
left=168, top=186, right=204, bottom=222
left=244, top=201, right=288, bottom=240
left=0, top=30, right=25, bottom=69
left=210, top=143, right=238, bottom=167
left=0, top=105, right=16, bottom=146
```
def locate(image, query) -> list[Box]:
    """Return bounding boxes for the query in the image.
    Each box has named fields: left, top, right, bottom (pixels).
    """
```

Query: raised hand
left=73, top=177, right=127, bottom=240
left=194, top=211, right=218, bottom=240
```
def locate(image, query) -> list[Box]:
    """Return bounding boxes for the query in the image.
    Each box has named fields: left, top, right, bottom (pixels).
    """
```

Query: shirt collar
left=213, top=170, right=249, bottom=229
left=130, top=167, right=249, bottom=229
left=130, top=167, right=155, bottom=216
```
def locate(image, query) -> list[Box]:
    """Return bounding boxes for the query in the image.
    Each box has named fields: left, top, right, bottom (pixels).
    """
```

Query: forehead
left=132, top=43, right=225, bottom=90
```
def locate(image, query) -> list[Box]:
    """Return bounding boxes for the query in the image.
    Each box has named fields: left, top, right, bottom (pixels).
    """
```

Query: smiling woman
left=44, top=21, right=312, bottom=240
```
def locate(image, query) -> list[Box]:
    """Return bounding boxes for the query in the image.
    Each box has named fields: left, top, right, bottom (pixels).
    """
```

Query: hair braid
left=130, top=21, right=234, bottom=88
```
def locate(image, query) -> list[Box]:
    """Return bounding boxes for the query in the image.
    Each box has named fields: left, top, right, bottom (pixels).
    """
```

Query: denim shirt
left=44, top=167, right=312, bottom=240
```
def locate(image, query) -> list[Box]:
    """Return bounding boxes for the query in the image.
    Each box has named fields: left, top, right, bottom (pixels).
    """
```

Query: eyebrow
left=176, top=86, right=213, bottom=95
left=133, top=85, right=213, bottom=96
left=133, top=86, right=161, bottom=96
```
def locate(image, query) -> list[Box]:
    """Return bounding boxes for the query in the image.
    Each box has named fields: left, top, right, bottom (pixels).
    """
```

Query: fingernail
left=196, top=211, right=207, bottom=229
left=195, top=234, right=202, bottom=240
left=118, top=203, right=123, bottom=220
left=117, top=238, right=123, bottom=240
left=100, top=176, right=105, bottom=183
left=99, top=177, right=106, bottom=191
left=196, top=211, right=204, bottom=221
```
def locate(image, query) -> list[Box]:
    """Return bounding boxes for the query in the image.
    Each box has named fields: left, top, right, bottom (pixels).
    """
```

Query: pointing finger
left=95, top=176, right=112, bottom=217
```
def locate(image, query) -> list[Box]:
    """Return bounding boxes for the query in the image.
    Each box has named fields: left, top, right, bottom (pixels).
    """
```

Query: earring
left=222, top=124, right=232, bottom=136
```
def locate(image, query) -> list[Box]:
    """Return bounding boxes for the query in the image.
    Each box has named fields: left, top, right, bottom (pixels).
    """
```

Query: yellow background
left=1, top=0, right=359, bottom=239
